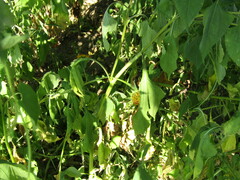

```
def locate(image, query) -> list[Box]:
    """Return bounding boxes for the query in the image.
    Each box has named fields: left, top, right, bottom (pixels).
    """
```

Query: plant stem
left=105, top=15, right=177, bottom=97
left=0, top=98, right=15, bottom=163
left=3, top=60, right=32, bottom=178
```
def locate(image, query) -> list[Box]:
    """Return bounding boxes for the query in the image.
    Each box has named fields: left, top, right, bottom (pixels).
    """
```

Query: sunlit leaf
left=97, top=97, right=115, bottom=124
left=0, top=35, right=27, bottom=50
left=139, top=21, right=157, bottom=57
left=0, top=161, right=39, bottom=180
left=133, top=163, right=153, bottom=180
left=174, top=0, right=204, bottom=27
left=223, top=112, right=240, bottom=136
left=221, top=134, right=236, bottom=152
left=41, top=72, right=61, bottom=93
left=133, top=69, right=165, bottom=135
left=225, top=25, right=240, bottom=66
left=160, top=35, right=178, bottom=78
left=61, top=167, right=82, bottom=178
left=98, top=142, right=111, bottom=166
left=200, top=3, right=233, bottom=60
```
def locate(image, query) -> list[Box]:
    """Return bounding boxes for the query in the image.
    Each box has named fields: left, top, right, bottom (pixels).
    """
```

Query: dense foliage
left=1, top=0, right=240, bottom=179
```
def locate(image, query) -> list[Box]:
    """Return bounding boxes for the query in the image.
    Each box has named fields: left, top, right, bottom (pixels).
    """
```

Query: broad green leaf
left=174, top=0, right=204, bottom=27
left=133, top=164, right=153, bottom=180
left=215, top=63, right=226, bottom=83
left=102, top=7, right=118, bottom=51
left=62, top=167, right=81, bottom=177
left=41, top=72, right=61, bottom=93
left=148, top=78, right=165, bottom=118
left=200, top=3, right=233, bottom=60
left=97, top=97, right=115, bottom=124
left=172, top=18, right=186, bottom=38
left=221, top=134, right=236, bottom=152
left=160, top=35, right=178, bottom=78
left=139, top=21, right=157, bottom=57
left=18, top=83, right=40, bottom=122
left=0, top=1, right=14, bottom=30
left=133, top=69, right=165, bottom=135
left=70, top=61, right=85, bottom=97
left=82, top=111, right=96, bottom=153
left=201, top=135, right=217, bottom=159
left=193, top=149, right=204, bottom=179
left=184, top=36, right=202, bottom=67
left=225, top=25, right=240, bottom=66
left=98, top=142, right=111, bottom=165
left=0, top=161, right=39, bottom=180
left=179, top=98, right=191, bottom=118
left=223, top=112, right=240, bottom=136
left=0, top=35, right=28, bottom=50
left=193, top=131, right=217, bottom=178
left=49, top=99, right=58, bottom=120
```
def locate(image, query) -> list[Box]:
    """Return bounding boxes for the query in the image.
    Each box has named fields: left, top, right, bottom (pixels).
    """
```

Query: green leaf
left=62, top=167, right=81, bottom=178
left=184, top=36, right=202, bottom=67
left=109, top=136, right=121, bottom=149
left=70, top=61, right=85, bottom=97
left=160, top=35, right=178, bottom=78
left=18, top=83, right=40, bottom=122
left=102, top=7, right=118, bottom=51
left=133, top=163, right=153, bottom=180
left=0, top=161, right=39, bottom=180
left=223, top=112, right=240, bottom=136
left=174, top=0, right=204, bottom=27
left=97, top=97, right=115, bottom=124
left=82, top=111, right=96, bottom=153
left=179, top=98, right=191, bottom=118
left=193, top=131, right=217, bottom=178
left=221, top=134, right=236, bottom=152
left=225, top=25, right=240, bottom=66
left=98, top=142, right=111, bottom=166
left=199, top=3, right=233, bottom=60
left=0, top=1, right=14, bottom=30
left=133, top=69, right=165, bottom=135
left=41, top=72, right=61, bottom=93
left=139, top=21, right=157, bottom=57
left=1, top=35, right=28, bottom=50
left=215, top=63, right=226, bottom=83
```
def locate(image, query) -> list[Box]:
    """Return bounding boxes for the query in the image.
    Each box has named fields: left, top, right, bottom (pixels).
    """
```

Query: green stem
left=110, top=17, right=129, bottom=78
left=58, top=135, right=67, bottom=177
left=105, top=15, right=177, bottom=97
left=89, top=152, right=94, bottom=176
left=4, top=60, right=32, bottom=178
left=0, top=99, right=15, bottom=163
